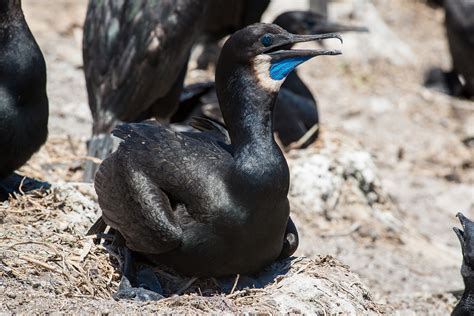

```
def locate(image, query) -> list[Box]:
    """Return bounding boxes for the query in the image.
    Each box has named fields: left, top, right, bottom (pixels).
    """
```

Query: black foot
left=114, top=275, right=164, bottom=302
left=0, top=173, right=50, bottom=200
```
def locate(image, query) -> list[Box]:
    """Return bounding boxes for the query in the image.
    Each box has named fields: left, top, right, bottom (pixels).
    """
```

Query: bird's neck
left=216, top=62, right=289, bottom=194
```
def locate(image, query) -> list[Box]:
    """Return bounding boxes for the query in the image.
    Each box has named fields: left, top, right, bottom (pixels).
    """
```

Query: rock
left=287, top=128, right=401, bottom=236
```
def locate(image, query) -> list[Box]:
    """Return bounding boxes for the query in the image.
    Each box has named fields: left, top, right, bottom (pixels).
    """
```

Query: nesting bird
left=0, top=0, right=49, bottom=199
left=90, top=23, right=341, bottom=300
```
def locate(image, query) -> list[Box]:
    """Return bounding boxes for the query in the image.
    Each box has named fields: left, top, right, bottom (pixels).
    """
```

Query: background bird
left=424, top=0, right=474, bottom=98
left=0, top=0, right=49, bottom=200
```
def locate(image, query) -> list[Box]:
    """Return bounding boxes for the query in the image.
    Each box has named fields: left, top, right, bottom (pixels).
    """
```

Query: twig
left=230, top=274, right=240, bottom=295
left=79, top=239, right=93, bottom=262
left=287, top=124, right=319, bottom=151
left=19, top=254, right=66, bottom=276
left=47, top=156, right=102, bottom=164
left=18, top=177, right=26, bottom=196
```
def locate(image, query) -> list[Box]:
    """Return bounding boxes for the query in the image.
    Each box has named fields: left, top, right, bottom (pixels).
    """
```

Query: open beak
left=264, top=32, right=342, bottom=61
left=454, top=212, right=473, bottom=252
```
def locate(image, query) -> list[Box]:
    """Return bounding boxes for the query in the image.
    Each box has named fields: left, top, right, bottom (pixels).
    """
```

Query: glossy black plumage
left=0, top=0, right=48, bottom=198
left=452, top=213, right=474, bottom=316
left=92, top=24, right=341, bottom=280
left=425, top=0, right=474, bottom=98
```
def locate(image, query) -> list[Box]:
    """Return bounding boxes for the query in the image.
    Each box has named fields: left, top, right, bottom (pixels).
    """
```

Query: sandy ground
left=1, top=0, right=473, bottom=314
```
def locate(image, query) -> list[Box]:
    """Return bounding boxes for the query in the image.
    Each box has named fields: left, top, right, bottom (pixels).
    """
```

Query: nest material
left=0, top=185, right=116, bottom=299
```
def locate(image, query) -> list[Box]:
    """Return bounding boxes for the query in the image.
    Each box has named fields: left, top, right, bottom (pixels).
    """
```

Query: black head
left=454, top=213, right=474, bottom=279
left=273, top=11, right=368, bottom=36
left=217, top=23, right=342, bottom=92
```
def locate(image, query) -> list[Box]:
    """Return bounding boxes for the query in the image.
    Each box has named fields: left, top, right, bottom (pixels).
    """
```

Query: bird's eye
left=260, top=34, right=274, bottom=47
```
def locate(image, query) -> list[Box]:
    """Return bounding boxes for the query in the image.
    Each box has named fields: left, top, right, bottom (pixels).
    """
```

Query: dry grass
left=18, top=135, right=92, bottom=184
left=0, top=187, right=118, bottom=299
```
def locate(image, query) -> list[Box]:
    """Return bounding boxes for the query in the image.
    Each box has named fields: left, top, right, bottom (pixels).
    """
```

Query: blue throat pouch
left=269, top=56, right=312, bottom=80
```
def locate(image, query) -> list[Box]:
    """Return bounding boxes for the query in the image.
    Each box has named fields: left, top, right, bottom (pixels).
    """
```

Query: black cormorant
left=90, top=23, right=341, bottom=300
left=453, top=213, right=474, bottom=316
left=0, top=0, right=49, bottom=200
left=424, top=0, right=474, bottom=98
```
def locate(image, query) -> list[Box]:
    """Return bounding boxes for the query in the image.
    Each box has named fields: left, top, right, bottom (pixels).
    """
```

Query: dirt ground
left=1, top=0, right=473, bottom=314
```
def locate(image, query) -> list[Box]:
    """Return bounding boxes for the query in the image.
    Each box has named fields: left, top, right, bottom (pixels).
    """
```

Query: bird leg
left=113, top=247, right=164, bottom=302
